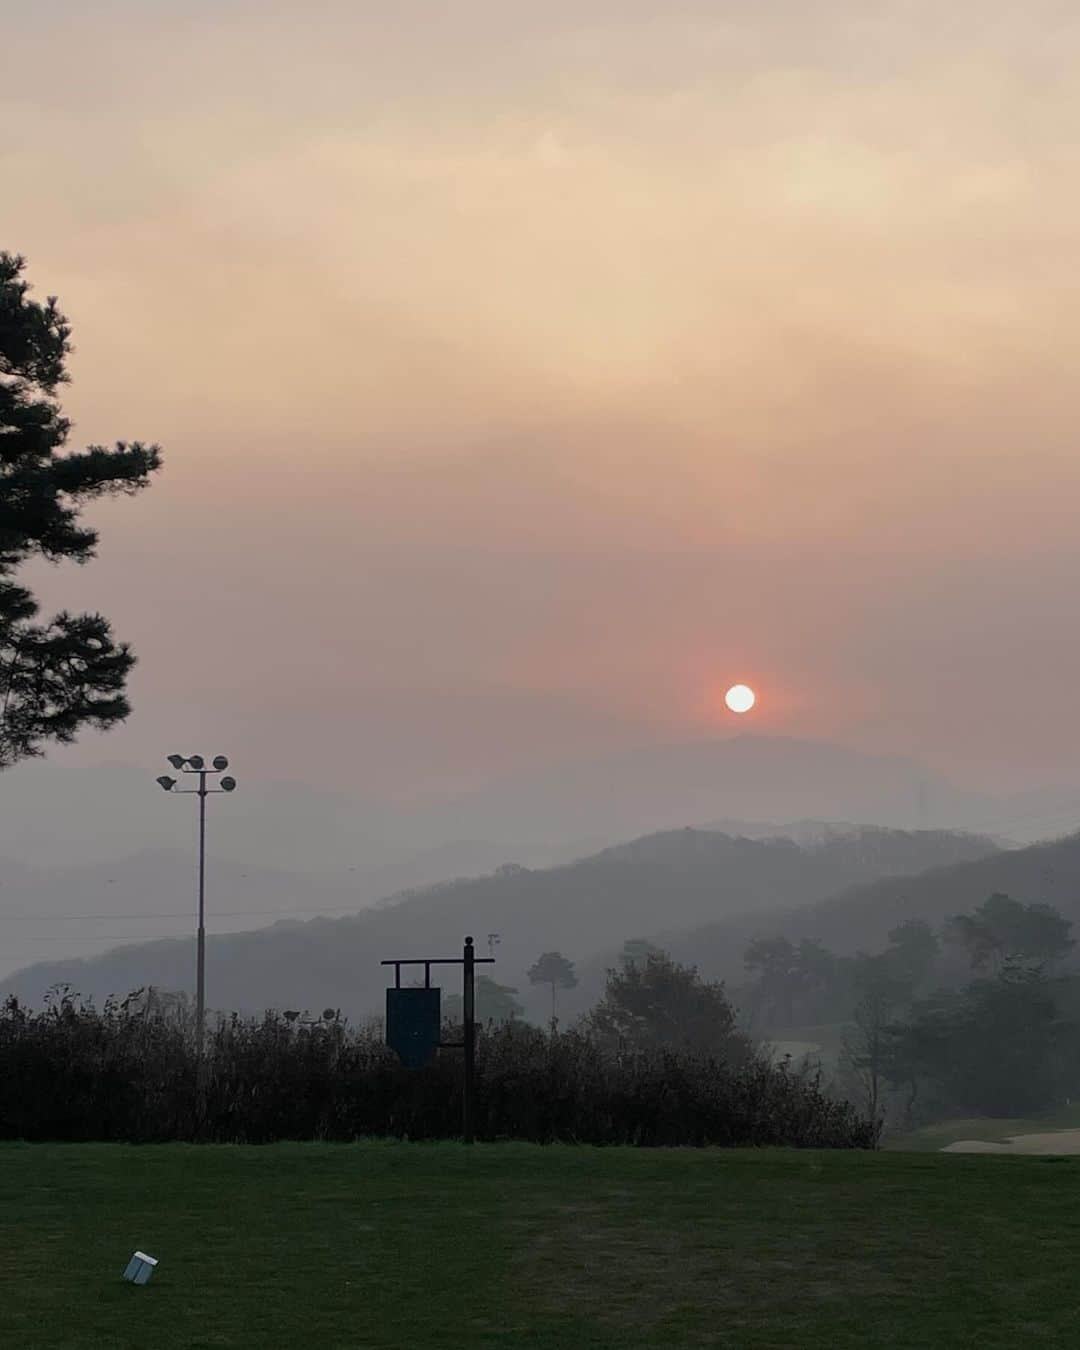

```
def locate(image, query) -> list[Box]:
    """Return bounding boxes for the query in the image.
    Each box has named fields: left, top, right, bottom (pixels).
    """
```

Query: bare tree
left=840, top=987, right=894, bottom=1132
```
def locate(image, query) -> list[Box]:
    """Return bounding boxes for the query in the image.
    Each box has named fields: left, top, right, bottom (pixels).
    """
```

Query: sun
left=724, top=683, right=756, bottom=714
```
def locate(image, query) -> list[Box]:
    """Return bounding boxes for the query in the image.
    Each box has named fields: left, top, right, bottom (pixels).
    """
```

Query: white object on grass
left=123, top=1251, right=159, bottom=1285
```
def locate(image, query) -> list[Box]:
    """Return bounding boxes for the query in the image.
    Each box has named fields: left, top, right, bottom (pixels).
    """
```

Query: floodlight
left=157, top=747, right=240, bottom=1061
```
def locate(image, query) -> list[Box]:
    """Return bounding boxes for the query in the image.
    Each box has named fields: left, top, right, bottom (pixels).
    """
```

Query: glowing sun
left=724, top=683, right=756, bottom=714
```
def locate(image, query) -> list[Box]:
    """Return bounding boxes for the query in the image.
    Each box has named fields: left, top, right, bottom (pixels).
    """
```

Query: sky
left=6, top=0, right=1080, bottom=801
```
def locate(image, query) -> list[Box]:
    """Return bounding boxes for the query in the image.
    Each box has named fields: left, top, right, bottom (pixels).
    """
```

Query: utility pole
left=156, top=754, right=237, bottom=1056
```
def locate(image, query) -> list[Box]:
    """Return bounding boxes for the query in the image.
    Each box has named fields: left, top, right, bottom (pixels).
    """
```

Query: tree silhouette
left=944, top=893, right=1074, bottom=974
left=444, top=975, right=523, bottom=1025
left=0, top=253, right=160, bottom=768
left=743, top=936, right=804, bottom=1026
left=585, top=952, right=751, bottom=1061
left=883, top=919, right=940, bottom=991
left=744, top=935, right=848, bottom=1029
left=527, top=951, right=577, bottom=1025
left=620, top=938, right=664, bottom=969
left=840, top=986, right=897, bottom=1127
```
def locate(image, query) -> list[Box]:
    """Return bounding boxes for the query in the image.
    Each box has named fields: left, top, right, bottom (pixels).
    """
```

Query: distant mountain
left=401, top=736, right=990, bottom=845
left=646, top=829, right=1080, bottom=993
left=0, top=825, right=997, bottom=1020
left=593, top=826, right=993, bottom=875
left=0, top=851, right=359, bottom=983
left=0, top=760, right=602, bottom=873
left=0, top=839, right=594, bottom=983
left=8, top=735, right=1071, bottom=878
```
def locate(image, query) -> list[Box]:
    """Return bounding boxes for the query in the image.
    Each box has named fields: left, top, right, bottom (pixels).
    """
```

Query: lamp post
left=156, top=754, right=237, bottom=1055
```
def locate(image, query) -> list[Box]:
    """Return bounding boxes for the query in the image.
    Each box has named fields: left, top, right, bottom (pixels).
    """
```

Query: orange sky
left=7, top=1, right=1080, bottom=794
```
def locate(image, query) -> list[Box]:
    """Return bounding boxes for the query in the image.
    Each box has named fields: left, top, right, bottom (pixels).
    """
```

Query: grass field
left=4, top=1142, right=1080, bottom=1348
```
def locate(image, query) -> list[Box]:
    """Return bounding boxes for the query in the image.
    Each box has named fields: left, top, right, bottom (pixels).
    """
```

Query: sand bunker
left=942, top=1130, right=1080, bottom=1155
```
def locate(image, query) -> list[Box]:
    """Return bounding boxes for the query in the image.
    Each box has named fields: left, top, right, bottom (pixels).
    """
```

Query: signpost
left=381, top=936, right=494, bottom=1143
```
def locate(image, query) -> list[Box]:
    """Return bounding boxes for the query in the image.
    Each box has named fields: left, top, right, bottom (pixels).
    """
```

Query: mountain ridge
left=644, top=828, right=1080, bottom=995
left=0, top=823, right=998, bottom=1019
left=7, top=733, right=1068, bottom=875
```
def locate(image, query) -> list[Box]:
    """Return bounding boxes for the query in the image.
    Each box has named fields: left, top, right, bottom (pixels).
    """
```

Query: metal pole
left=196, top=770, right=207, bottom=1058
left=463, top=935, right=475, bottom=1144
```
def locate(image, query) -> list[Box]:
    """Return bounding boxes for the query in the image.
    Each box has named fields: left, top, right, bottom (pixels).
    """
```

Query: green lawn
left=3, top=1142, right=1080, bottom=1348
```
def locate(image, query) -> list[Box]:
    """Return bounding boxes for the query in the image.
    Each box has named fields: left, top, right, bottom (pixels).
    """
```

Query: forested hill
left=0, top=826, right=995, bottom=1019
left=592, top=825, right=992, bottom=876
left=652, top=828, right=1080, bottom=988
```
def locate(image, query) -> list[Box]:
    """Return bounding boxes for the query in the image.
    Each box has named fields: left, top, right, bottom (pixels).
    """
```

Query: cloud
left=7, top=1, right=1080, bottom=790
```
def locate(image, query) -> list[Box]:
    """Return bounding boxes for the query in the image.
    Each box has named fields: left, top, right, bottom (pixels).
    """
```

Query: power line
left=1, top=936, right=180, bottom=948
left=0, top=902, right=367, bottom=923
left=0, top=925, right=322, bottom=950
left=3, top=803, right=1080, bottom=931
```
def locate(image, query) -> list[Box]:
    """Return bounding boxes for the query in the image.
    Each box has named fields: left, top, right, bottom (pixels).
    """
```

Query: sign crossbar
left=381, top=955, right=495, bottom=989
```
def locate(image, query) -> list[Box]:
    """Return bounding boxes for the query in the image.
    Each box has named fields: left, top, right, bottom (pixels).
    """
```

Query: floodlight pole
left=196, top=770, right=208, bottom=1056
left=156, top=755, right=237, bottom=1059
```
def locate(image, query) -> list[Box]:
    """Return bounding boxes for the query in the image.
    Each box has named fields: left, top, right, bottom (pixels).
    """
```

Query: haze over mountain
left=0, top=825, right=997, bottom=1021
left=3, top=735, right=1076, bottom=872
left=6, top=733, right=1079, bottom=984
left=644, top=829, right=1080, bottom=998
left=0, top=841, right=593, bottom=984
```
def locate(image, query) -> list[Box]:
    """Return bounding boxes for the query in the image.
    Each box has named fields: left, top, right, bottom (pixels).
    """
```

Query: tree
left=585, top=952, right=752, bottom=1062
left=839, top=930, right=940, bottom=1128
left=527, top=951, right=577, bottom=1025
left=886, top=969, right=1071, bottom=1119
left=743, top=936, right=843, bottom=1028
left=944, top=893, right=1074, bottom=974
left=792, top=938, right=840, bottom=1010
left=0, top=253, right=160, bottom=768
left=443, top=976, right=523, bottom=1025
left=851, top=950, right=917, bottom=1008
left=743, top=936, right=800, bottom=1026
left=840, top=987, right=897, bottom=1128
left=883, top=919, right=939, bottom=991
left=620, top=938, right=664, bottom=968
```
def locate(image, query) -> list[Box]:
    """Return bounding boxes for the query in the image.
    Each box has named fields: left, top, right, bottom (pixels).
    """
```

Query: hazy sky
left=6, top=1, right=1080, bottom=796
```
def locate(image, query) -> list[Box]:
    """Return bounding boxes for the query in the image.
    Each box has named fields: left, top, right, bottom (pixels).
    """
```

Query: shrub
left=0, top=992, right=875, bottom=1148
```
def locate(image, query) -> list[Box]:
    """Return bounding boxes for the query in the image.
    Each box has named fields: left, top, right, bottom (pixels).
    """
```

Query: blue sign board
left=386, top=987, right=441, bottom=1068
